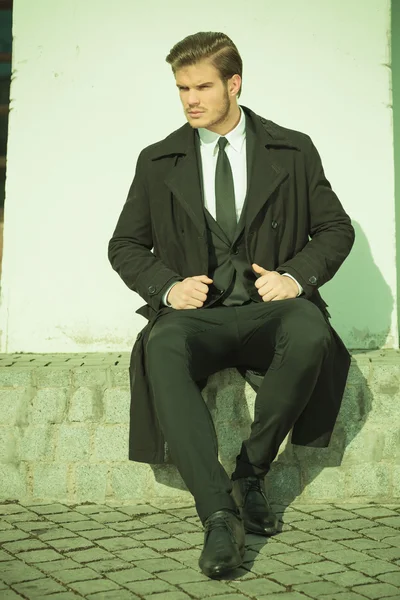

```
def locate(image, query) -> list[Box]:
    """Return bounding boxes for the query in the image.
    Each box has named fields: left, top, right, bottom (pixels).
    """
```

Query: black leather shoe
left=198, top=509, right=246, bottom=578
left=231, top=475, right=279, bottom=536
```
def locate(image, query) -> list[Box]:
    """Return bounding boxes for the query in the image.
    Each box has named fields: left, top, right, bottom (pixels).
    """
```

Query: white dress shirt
left=162, top=106, right=303, bottom=306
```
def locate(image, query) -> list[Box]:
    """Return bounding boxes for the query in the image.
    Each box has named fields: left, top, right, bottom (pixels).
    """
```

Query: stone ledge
left=0, top=351, right=399, bottom=505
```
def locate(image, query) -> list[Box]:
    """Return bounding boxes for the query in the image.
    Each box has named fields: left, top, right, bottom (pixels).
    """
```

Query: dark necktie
left=215, top=137, right=237, bottom=243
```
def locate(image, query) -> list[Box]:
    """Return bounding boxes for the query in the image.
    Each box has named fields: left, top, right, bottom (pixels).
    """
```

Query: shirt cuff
left=282, top=273, right=303, bottom=297
left=162, top=281, right=180, bottom=307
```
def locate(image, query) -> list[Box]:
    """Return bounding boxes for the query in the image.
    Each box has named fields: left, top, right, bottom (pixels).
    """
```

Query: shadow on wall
left=149, top=219, right=391, bottom=532
left=324, top=220, right=393, bottom=349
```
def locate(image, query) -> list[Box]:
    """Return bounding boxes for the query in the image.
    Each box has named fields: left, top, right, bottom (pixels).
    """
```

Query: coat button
left=271, top=220, right=278, bottom=229
left=308, top=276, right=317, bottom=285
left=232, top=247, right=239, bottom=255
left=136, top=332, right=142, bottom=341
left=148, top=285, right=156, bottom=294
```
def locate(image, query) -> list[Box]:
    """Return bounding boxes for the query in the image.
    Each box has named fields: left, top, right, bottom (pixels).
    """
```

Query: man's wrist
left=281, top=273, right=303, bottom=297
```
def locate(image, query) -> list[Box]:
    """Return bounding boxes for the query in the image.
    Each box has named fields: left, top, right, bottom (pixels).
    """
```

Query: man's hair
left=165, top=32, right=243, bottom=98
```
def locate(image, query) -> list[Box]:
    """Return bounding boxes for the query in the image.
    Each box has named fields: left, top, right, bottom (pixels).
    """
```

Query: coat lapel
left=161, top=105, right=298, bottom=242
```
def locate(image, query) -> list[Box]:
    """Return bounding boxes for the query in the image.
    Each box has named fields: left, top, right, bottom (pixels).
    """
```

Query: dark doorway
left=0, top=0, right=11, bottom=277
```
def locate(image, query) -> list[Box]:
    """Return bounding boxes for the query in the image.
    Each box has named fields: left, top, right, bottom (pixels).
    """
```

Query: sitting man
left=108, top=31, right=355, bottom=579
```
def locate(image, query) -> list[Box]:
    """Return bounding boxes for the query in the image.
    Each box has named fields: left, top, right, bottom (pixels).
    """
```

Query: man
left=108, top=31, right=355, bottom=579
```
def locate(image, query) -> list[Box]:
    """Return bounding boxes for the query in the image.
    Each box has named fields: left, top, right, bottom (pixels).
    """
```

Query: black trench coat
left=108, top=105, right=355, bottom=464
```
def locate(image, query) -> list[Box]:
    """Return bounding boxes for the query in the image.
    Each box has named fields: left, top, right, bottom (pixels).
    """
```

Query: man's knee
left=145, top=321, right=187, bottom=362
left=280, top=300, right=331, bottom=353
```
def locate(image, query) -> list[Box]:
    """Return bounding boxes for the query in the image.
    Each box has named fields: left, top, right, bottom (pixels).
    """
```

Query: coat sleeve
left=276, top=136, right=355, bottom=299
left=108, top=149, right=184, bottom=311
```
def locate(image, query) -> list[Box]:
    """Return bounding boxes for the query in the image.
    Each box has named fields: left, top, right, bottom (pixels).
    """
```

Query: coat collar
left=155, top=105, right=300, bottom=238
left=149, top=104, right=300, bottom=160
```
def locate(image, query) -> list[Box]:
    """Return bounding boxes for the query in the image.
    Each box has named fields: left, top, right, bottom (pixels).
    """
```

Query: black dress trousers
left=144, top=297, right=332, bottom=525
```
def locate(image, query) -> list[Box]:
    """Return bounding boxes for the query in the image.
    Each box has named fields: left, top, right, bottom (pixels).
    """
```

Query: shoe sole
left=202, top=544, right=246, bottom=578
left=244, top=523, right=277, bottom=536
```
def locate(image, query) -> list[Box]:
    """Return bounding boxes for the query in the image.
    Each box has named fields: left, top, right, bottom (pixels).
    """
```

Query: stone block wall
left=0, top=351, right=399, bottom=505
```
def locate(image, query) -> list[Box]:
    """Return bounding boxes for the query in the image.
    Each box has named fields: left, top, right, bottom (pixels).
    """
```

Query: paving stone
left=353, top=507, right=399, bottom=518
left=16, top=520, right=58, bottom=532
left=242, top=558, right=292, bottom=575
left=258, top=541, right=298, bottom=556
left=124, top=578, right=175, bottom=595
left=62, top=520, right=106, bottom=532
left=65, top=547, right=114, bottom=563
left=4, top=511, right=43, bottom=523
left=377, top=570, right=400, bottom=585
left=352, top=582, right=400, bottom=598
left=16, top=548, right=64, bottom=563
left=268, top=568, right=318, bottom=585
left=274, top=550, right=324, bottom=566
left=2, top=539, right=48, bottom=553
left=228, top=577, right=285, bottom=596
left=156, top=521, right=201, bottom=535
left=0, top=529, right=29, bottom=544
left=258, top=594, right=309, bottom=600
left=0, top=562, right=46, bottom=584
left=47, top=535, right=95, bottom=552
left=87, top=591, right=140, bottom=600
left=13, top=577, right=65, bottom=597
left=89, top=510, right=132, bottom=524
left=78, top=527, right=121, bottom=541
left=349, top=559, right=400, bottom=576
left=273, top=530, right=318, bottom=544
left=360, top=526, right=400, bottom=540
left=321, top=548, right=375, bottom=564
left=74, top=504, right=115, bottom=515
left=36, top=527, right=78, bottom=541
left=0, top=590, right=31, bottom=599
left=319, top=593, right=369, bottom=600
left=137, top=513, right=181, bottom=526
left=312, top=509, right=359, bottom=521
left=383, top=535, right=400, bottom=547
left=44, top=594, right=82, bottom=600
left=45, top=510, right=89, bottom=523
left=106, top=567, right=155, bottom=584
left=131, top=556, right=186, bottom=573
left=130, top=528, right=177, bottom=541
left=293, top=581, right=345, bottom=596
left=295, top=539, right=345, bottom=553
left=114, top=547, right=160, bottom=562
left=31, top=558, right=79, bottom=573
left=143, top=593, right=192, bottom=600
left=299, top=560, right=347, bottom=575
left=26, top=503, right=70, bottom=515
left=51, top=566, right=102, bottom=584
left=338, top=518, right=381, bottom=530
left=323, top=569, right=375, bottom=586
left=83, top=558, right=133, bottom=573
left=111, top=521, right=153, bottom=533
left=69, top=577, right=121, bottom=595
left=95, top=536, right=143, bottom=552
left=375, top=516, right=400, bottom=528
left=364, top=546, right=400, bottom=561
left=143, top=537, right=192, bottom=552
left=312, top=527, right=360, bottom=541
left=340, top=538, right=393, bottom=551
left=156, top=568, right=207, bottom=584
left=294, top=519, right=337, bottom=531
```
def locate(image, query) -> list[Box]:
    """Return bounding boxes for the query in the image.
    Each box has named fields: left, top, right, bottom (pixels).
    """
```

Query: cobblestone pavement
left=1, top=501, right=400, bottom=599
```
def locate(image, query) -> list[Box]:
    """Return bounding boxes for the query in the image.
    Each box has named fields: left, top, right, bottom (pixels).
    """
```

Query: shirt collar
left=197, top=105, right=246, bottom=154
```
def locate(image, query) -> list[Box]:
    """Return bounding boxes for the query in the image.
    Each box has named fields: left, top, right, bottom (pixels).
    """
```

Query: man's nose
left=188, top=92, right=200, bottom=106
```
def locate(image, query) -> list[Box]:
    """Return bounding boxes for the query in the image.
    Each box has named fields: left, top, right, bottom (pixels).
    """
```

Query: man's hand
left=252, top=263, right=298, bottom=301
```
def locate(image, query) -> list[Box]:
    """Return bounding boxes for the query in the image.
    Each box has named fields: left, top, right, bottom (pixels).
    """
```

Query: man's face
left=175, top=60, right=233, bottom=132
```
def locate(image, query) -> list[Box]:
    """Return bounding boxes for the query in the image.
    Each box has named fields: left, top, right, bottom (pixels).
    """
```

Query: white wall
left=0, top=0, right=395, bottom=351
